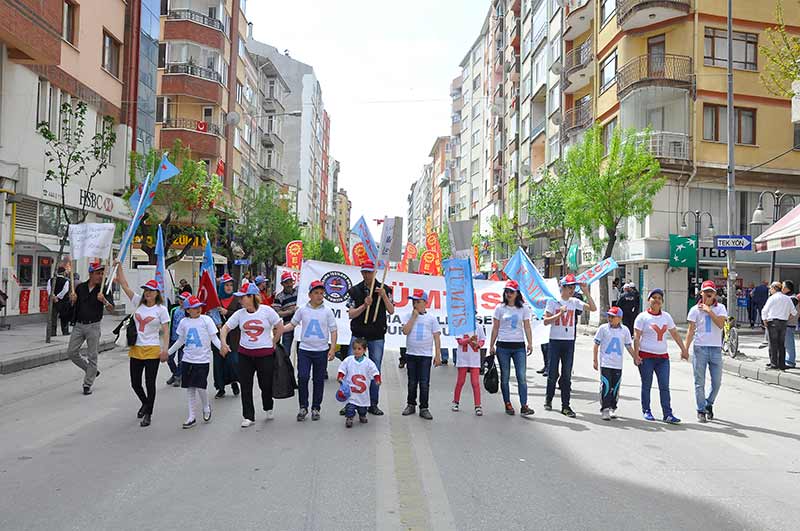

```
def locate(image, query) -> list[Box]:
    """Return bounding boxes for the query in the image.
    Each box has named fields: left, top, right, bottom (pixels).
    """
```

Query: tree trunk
left=599, top=230, right=618, bottom=324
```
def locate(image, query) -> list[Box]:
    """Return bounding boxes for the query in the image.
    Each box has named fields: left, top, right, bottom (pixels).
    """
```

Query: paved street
left=1, top=333, right=799, bottom=531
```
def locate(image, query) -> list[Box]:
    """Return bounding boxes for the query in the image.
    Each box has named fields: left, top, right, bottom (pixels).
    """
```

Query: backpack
left=112, top=314, right=138, bottom=348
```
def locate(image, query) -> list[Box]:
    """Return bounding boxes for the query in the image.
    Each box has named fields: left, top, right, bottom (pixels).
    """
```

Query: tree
left=760, top=1, right=800, bottom=97
left=305, top=236, right=345, bottom=264
left=128, top=140, right=223, bottom=267
left=528, top=172, right=578, bottom=275
left=37, top=100, right=116, bottom=342
left=557, top=124, right=664, bottom=318
left=489, top=192, right=532, bottom=261
left=437, top=223, right=452, bottom=259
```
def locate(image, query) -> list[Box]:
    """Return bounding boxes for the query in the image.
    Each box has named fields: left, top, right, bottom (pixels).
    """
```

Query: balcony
left=160, top=118, right=221, bottom=158
left=561, top=98, right=593, bottom=138
left=616, top=54, right=692, bottom=100
left=162, top=63, right=224, bottom=104
left=261, top=131, right=284, bottom=147
left=617, top=0, right=691, bottom=32
left=562, top=38, right=593, bottom=94
left=508, top=18, right=520, bottom=51
left=164, top=10, right=225, bottom=49
left=452, top=95, right=464, bottom=112
left=563, top=0, right=594, bottom=41
left=452, top=120, right=462, bottom=137
left=260, top=167, right=284, bottom=185
left=639, top=131, right=691, bottom=162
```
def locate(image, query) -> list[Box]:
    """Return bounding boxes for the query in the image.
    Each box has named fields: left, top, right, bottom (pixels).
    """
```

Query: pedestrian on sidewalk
left=761, top=281, right=797, bottom=371
left=282, top=280, right=338, bottom=422
left=751, top=281, right=770, bottom=330
left=220, top=283, right=284, bottom=428
left=166, top=291, right=190, bottom=387
left=116, top=269, right=171, bottom=428
left=273, top=272, right=299, bottom=356
left=633, top=288, right=688, bottom=424
left=401, top=290, right=441, bottom=420
left=542, top=274, right=597, bottom=418
left=209, top=274, right=241, bottom=399
left=452, top=318, right=485, bottom=416
left=782, top=280, right=798, bottom=369
left=685, top=281, right=728, bottom=423
left=167, top=296, right=220, bottom=429
left=344, top=259, right=394, bottom=416
left=66, top=262, right=114, bottom=396
left=489, top=280, right=536, bottom=417
left=337, top=338, right=381, bottom=428
left=593, top=307, right=639, bottom=421
left=47, top=266, right=71, bottom=336
left=618, top=282, right=640, bottom=336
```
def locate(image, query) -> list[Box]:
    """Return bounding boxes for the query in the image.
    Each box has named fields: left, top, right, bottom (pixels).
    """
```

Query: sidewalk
left=0, top=318, right=122, bottom=374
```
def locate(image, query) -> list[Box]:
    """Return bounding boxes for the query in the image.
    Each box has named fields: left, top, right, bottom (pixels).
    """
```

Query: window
left=202, top=106, right=213, bottom=125
left=17, top=255, right=33, bottom=286
left=522, top=74, right=531, bottom=100
left=602, top=118, right=617, bottom=154
left=160, top=0, right=169, bottom=15
left=472, top=129, right=481, bottom=147
left=238, top=39, right=246, bottom=60
left=599, top=51, right=617, bottom=93
left=470, top=158, right=480, bottom=175
left=550, top=34, right=561, bottom=64
left=549, top=0, right=560, bottom=19
left=95, top=113, right=113, bottom=162
left=234, top=127, right=241, bottom=150
left=36, top=79, right=48, bottom=126
left=243, top=121, right=252, bottom=145
left=62, top=1, right=77, bottom=45
left=158, top=43, right=166, bottom=68
left=548, top=83, right=560, bottom=115
left=794, top=123, right=800, bottom=150
left=266, top=149, right=275, bottom=168
left=704, top=28, right=758, bottom=71
left=39, top=203, right=76, bottom=236
left=548, top=134, right=560, bottom=163
left=601, top=0, right=616, bottom=25
left=102, top=31, right=121, bottom=78
left=472, top=74, right=481, bottom=91
left=522, top=29, right=532, bottom=58
left=268, top=79, right=277, bottom=99
left=703, top=104, right=756, bottom=144
left=236, top=82, right=243, bottom=104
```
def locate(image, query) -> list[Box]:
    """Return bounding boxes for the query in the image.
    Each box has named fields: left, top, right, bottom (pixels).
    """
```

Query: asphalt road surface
left=1, top=333, right=799, bottom=531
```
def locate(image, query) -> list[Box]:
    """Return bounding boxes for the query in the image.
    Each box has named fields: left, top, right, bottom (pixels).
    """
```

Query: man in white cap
left=617, top=282, right=640, bottom=336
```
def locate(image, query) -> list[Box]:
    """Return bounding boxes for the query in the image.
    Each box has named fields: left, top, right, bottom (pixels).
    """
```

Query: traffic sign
left=714, top=235, right=752, bottom=251
left=234, top=259, right=251, bottom=266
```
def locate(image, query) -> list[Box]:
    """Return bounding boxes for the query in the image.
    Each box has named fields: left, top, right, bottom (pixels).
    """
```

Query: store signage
left=714, top=235, right=753, bottom=251
left=700, top=246, right=727, bottom=259
left=234, top=259, right=250, bottom=266
left=41, top=181, right=129, bottom=220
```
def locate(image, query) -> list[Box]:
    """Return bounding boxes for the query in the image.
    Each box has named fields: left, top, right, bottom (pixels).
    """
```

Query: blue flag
left=443, top=258, right=476, bottom=337
left=504, top=247, right=558, bottom=318
left=155, top=225, right=166, bottom=295
left=574, top=257, right=619, bottom=286
left=201, top=234, right=215, bottom=276
left=351, top=216, right=379, bottom=265
left=129, top=154, right=180, bottom=211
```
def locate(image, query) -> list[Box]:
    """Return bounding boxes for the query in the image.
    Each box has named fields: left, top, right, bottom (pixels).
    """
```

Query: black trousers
left=600, top=367, right=622, bottom=410
left=130, top=358, right=160, bottom=414
left=51, top=302, right=70, bottom=335
left=767, top=320, right=788, bottom=369
left=406, top=355, right=432, bottom=409
left=238, top=353, right=274, bottom=421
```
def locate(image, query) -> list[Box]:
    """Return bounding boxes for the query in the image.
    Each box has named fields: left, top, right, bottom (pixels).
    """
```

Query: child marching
left=593, top=307, right=640, bottom=420
left=452, top=319, right=485, bottom=416
left=337, top=338, right=381, bottom=428
left=401, top=289, right=442, bottom=420
left=167, top=296, right=221, bottom=428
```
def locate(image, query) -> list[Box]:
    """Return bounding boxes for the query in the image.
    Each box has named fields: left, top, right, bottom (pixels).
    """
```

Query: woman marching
left=209, top=273, right=241, bottom=399
left=115, top=267, right=171, bottom=427
left=220, top=283, right=284, bottom=428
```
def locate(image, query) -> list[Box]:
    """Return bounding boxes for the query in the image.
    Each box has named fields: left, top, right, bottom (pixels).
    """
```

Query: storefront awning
left=755, top=203, right=800, bottom=253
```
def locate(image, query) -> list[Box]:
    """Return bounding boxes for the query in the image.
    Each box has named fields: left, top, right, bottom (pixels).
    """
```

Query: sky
left=249, top=0, right=489, bottom=239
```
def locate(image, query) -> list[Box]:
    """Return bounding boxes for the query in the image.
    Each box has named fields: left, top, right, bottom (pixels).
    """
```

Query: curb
left=721, top=357, right=800, bottom=392
left=0, top=338, right=117, bottom=375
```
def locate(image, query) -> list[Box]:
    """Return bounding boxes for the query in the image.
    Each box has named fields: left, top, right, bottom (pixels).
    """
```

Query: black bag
left=112, top=314, right=138, bottom=348
left=335, top=343, right=349, bottom=361
left=483, top=355, right=498, bottom=394
left=272, top=344, right=297, bottom=399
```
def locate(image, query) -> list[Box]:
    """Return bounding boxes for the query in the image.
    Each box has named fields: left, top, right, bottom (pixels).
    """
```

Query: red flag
left=339, top=231, right=351, bottom=265
left=215, top=159, right=225, bottom=177
left=352, top=242, right=368, bottom=267
left=198, top=269, right=221, bottom=310
left=286, top=240, right=303, bottom=269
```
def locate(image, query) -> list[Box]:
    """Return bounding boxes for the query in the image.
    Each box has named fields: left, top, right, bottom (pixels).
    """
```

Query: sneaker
left=265, top=410, right=274, bottom=421
left=83, top=386, right=92, bottom=396
left=96, top=370, right=100, bottom=378
left=231, top=382, right=240, bottom=396
left=140, top=414, right=151, bottom=427
left=697, top=411, right=708, bottom=423
left=536, top=368, right=546, bottom=374
left=419, top=408, right=433, bottom=420
left=166, top=376, right=176, bottom=386
left=339, top=406, right=347, bottom=416
left=601, top=409, right=611, bottom=421
left=215, top=389, right=226, bottom=399
left=368, top=406, right=384, bottom=416
left=475, top=406, right=483, bottom=416
left=705, top=404, right=714, bottom=420
left=359, top=415, right=368, bottom=424
left=543, top=401, right=553, bottom=411
left=402, top=405, right=416, bottom=416
left=182, top=419, right=196, bottom=429
left=137, top=405, right=146, bottom=419
left=203, top=409, right=212, bottom=423
left=664, top=414, right=682, bottom=425
left=610, top=409, right=618, bottom=419
left=643, top=410, right=656, bottom=421
left=451, top=401, right=460, bottom=412
left=345, top=417, right=353, bottom=428
left=520, top=405, right=535, bottom=417
left=561, top=406, right=576, bottom=418
left=172, top=377, right=181, bottom=388
left=441, top=360, right=449, bottom=366
left=311, top=409, right=321, bottom=421
left=241, top=418, right=254, bottom=428
left=505, top=402, right=515, bottom=416
left=297, top=408, right=308, bottom=422
left=399, top=360, right=406, bottom=369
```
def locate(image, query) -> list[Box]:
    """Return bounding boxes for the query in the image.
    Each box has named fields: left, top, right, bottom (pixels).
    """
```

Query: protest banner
left=351, top=216, right=379, bottom=265
left=285, top=240, right=303, bottom=269
left=442, top=257, right=476, bottom=337
left=504, top=247, right=559, bottom=318
left=370, top=216, right=404, bottom=321
left=351, top=242, right=368, bottom=267
left=574, top=257, right=619, bottom=285
left=68, top=223, right=115, bottom=260
left=418, top=250, right=439, bottom=275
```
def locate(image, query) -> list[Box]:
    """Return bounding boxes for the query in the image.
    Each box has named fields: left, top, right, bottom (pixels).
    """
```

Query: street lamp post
left=751, top=190, right=798, bottom=282
left=680, top=210, right=715, bottom=299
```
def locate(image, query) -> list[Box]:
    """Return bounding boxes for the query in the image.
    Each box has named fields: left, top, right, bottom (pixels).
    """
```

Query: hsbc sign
left=39, top=180, right=129, bottom=220
left=79, top=189, right=115, bottom=214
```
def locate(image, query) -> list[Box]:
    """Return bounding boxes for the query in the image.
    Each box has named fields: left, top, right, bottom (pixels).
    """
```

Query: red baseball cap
left=140, top=279, right=159, bottom=291
left=360, top=259, right=376, bottom=272
left=183, top=296, right=205, bottom=309
left=701, top=280, right=717, bottom=292
left=607, top=306, right=623, bottom=318
left=88, top=262, right=104, bottom=273
left=309, top=280, right=325, bottom=293
left=218, top=273, right=234, bottom=285
left=281, top=271, right=294, bottom=283
left=409, top=289, right=428, bottom=302
left=560, top=273, right=578, bottom=286
left=504, top=280, right=520, bottom=291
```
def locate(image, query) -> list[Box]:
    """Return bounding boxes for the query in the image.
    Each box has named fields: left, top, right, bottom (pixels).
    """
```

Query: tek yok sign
left=714, top=235, right=753, bottom=251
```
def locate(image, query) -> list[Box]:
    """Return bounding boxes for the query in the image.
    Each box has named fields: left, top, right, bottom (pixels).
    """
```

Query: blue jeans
left=345, top=403, right=368, bottom=418
left=496, top=344, right=528, bottom=406
left=167, top=347, right=183, bottom=377
left=785, top=326, right=797, bottom=367
left=281, top=330, right=294, bottom=355
left=546, top=340, right=575, bottom=407
left=297, top=348, right=328, bottom=410
left=349, top=337, right=385, bottom=407
left=692, top=346, right=722, bottom=412
left=639, top=357, right=672, bottom=417
left=440, top=348, right=459, bottom=363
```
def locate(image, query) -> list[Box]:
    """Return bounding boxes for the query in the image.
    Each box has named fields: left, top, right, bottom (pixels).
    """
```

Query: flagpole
left=370, top=264, right=390, bottom=323
left=106, top=172, right=152, bottom=293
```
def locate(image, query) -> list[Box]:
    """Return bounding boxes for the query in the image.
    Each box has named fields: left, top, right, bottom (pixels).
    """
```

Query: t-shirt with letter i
left=292, top=303, right=337, bottom=351
left=493, top=304, right=532, bottom=343
left=593, top=323, right=632, bottom=370
left=545, top=297, right=584, bottom=341
left=634, top=310, right=676, bottom=358
left=687, top=303, right=728, bottom=348
left=337, top=355, right=381, bottom=407
left=403, top=312, right=442, bottom=357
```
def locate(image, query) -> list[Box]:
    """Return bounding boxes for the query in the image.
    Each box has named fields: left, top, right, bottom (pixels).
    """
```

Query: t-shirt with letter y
left=634, top=310, right=676, bottom=359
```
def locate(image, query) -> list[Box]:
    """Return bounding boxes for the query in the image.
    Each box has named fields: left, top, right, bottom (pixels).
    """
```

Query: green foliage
left=528, top=172, right=577, bottom=254
left=488, top=193, right=532, bottom=260
left=760, top=1, right=800, bottom=97
left=437, top=223, right=452, bottom=259
left=304, top=236, right=345, bottom=264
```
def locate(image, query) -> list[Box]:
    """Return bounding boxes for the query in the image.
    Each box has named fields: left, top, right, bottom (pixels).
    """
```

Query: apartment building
left=407, top=165, right=433, bottom=250
left=327, top=157, right=341, bottom=241
left=335, top=187, right=351, bottom=243
left=319, top=110, right=331, bottom=238
left=250, top=52, right=291, bottom=189
left=429, top=136, right=452, bottom=233
left=555, top=0, right=800, bottom=320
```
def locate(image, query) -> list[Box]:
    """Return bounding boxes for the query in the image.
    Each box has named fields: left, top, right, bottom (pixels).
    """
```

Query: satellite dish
left=520, top=164, right=531, bottom=177
left=225, top=111, right=241, bottom=127
left=550, top=61, right=562, bottom=75
left=552, top=113, right=562, bottom=125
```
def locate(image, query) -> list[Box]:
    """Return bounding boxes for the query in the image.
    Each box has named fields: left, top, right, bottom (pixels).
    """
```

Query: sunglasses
left=503, top=289, right=516, bottom=293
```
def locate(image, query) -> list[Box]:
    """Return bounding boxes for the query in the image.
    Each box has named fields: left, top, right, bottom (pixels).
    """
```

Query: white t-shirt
left=291, top=303, right=337, bottom=352
left=456, top=325, right=486, bottom=368
left=545, top=297, right=584, bottom=340
left=337, top=355, right=380, bottom=407
left=594, top=324, right=632, bottom=369
left=169, top=315, right=221, bottom=364
left=226, top=305, right=282, bottom=350
left=403, top=312, right=442, bottom=357
left=131, top=295, right=170, bottom=347
left=634, top=311, right=676, bottom=355
left=493, top=304, right=532, bottom=343
left=687, top=303, right=728, bottom=347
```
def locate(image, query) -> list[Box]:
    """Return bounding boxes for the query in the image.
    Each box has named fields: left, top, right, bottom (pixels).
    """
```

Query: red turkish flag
left=197, top=269, right=221, bottom=311
left=215, top=159, right=225, bottom=177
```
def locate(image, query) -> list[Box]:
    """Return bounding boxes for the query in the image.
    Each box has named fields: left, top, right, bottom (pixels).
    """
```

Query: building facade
left=335, top=186, right=351, bottom=243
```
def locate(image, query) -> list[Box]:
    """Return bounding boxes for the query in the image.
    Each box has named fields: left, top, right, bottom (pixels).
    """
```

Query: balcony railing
left=562, top=99, right=593, bottom=137
left=162, top=118, right=222, bottom=137
left=639, top=131, right=691, bottom=161
left=617, top=0, right=691, bottom=30
left=564, top=38, right=592, bottom=75
left=616, top=54, right=692, bottom=99
left=167, top=9, right=224, bottom=32
left=165, top=62, right=223, bottom=84
left=530, top=117, right=546, bottom=139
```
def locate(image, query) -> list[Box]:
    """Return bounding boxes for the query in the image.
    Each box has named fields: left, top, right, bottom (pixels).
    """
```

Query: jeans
left=692, top=346, right=723, bottom=412
left=344, top=403, right=368, bottom=418
left=167, top=348, right=183, bottom=378
left=767, top=320, right=788, bottom=369
left=238, top=353, right=274, bottom=421
left=130, top=358, right=159, bottom=415
left=638, top=357, right=672, bottom=417
left=540, top=344, right=549, bottom=373
left=349, top=337, right=385, bottom=406
left=281, top=330, right=294, bottom=355
left=546, top=340, right=575, bottom=407
left=405, top=354, right=432, bottom=409
left=785, top=326, right=797, bottom=367
left=297, top=348, right=328, bottom=410
left=213, top=346, right=239, bottom=391
left=496, top=344, right=528, bottom=406
left=67, top=322, right=101, bottom=388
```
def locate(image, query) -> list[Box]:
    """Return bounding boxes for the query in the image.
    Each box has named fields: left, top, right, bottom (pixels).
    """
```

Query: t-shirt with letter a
left=337, top=355, right=381, bottom=407
left=593, top=324, right=632, bottom=370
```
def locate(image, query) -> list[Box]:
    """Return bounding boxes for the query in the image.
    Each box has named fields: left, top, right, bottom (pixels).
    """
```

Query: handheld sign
left=369, top=217, right=404, bottom=322
left=69, top=223, right=115, bottom=259
left=443, top=257, right=476, bottom=337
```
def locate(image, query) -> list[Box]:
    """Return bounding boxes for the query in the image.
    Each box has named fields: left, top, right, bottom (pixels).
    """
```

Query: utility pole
left=725, top=0, right=737, bottom=317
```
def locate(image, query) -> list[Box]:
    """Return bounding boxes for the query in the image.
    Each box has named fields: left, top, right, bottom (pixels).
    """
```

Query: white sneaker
left=450, top=401, right=459, bottom=412
left=475, top=406, right=483, bottom=416
left=610, top=409, right=618, bottom=419
left=265, top=410, right=274, bottom=421
left=601, top=409, right=611, bottom=421
left=241, top=418, right=254, bottom=428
